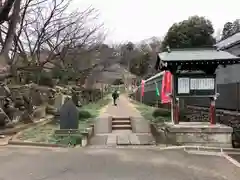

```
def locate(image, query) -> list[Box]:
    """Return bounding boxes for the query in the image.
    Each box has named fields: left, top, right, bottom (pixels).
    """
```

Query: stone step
left=117, top=135, right=130, bottom=145
left=129, top=134, right=140, bottom=145
left=112, top=124, right=132, bottom=130
left=112, top=120, right=131, bottom=125
left=112, top=117, right=131, bottom=121
left=137, top=134, right=156, bottom=145
left=106, top=134, right=117, bottom=146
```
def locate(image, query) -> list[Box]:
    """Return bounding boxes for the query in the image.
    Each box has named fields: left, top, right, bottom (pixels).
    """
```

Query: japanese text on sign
left=190, top=78, right=214, bottom=90
left=178, top=78, right=190, bottom=94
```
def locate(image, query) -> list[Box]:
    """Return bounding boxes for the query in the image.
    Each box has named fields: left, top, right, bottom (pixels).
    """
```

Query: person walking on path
left=112, top=90, right=119, bottom=106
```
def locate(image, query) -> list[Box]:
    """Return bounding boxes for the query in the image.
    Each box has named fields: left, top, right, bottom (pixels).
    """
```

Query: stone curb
left=81, top=125, right=94, bottom=147
left=0, top=136, right=12, bottom=146
left=8, top=140, right=68, bottom=148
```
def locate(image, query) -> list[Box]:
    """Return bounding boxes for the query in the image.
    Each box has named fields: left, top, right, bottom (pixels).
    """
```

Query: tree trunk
left=1, top=0, right=21, bottom=63
left=0, top=0, right=16, bottom=24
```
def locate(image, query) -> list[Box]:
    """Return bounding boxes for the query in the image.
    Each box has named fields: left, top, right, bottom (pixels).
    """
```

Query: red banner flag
left=161, top=71, right=172, bottom=104
left=141, top=80, right=145, bottom=97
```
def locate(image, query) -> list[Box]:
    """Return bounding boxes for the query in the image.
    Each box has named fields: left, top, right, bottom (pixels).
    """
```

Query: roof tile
left=158, top=48, right=240, bottom=61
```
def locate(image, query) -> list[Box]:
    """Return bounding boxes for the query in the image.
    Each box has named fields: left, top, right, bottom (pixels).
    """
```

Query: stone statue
left=14, top=95, right=25, bottom=110
left=22, top=95, right=33, bottom=113
left=46, top=88, right=57, bottom=115
left=31, top=88, right=44, bottom=106
left=72, top=89, right=82, bottom=107
left=48, top=88, right=56, bottom=106
left=20, top=95, right=34, bottom=123
left=1, top=97, right=18, bottom=127
left=0, top=108, right=11, bottom=128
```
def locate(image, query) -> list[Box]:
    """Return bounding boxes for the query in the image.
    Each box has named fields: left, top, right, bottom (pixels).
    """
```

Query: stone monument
left=59, top=98, right=79, bottom=130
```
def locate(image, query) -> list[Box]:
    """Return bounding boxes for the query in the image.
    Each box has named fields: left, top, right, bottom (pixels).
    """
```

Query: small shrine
left=155, top=47, right=240, bottom=147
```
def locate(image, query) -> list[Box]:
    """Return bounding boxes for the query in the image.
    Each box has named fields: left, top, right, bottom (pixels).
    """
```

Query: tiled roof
left=215, top=32, right=240, bottom=49
left=158, top=48, right=240, bottom=61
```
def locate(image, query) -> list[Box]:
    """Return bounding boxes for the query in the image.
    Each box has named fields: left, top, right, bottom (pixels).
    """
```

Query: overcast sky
left=70, top=0, right=240, bottom=44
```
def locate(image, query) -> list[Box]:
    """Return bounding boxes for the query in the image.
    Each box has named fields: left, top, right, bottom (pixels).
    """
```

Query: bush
left=152, top=108, right=171, bottom=118
left=179, top=110, right=188, bottom=121
left=112, top=79, right=124, bottom=85
left=49, top=135, right=82, bottom=147
left=79, top=110, right=92, bottom=120
left=153, top=116, right=168, bottom=123
left=81, top=88, right=102, bottom=103
left=38, top=73, right=55, bottom=87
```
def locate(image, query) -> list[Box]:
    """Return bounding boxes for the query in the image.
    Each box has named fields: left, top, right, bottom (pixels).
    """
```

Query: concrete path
left=91, top=95, right=154, bottom=146
left=0, top=146, right=239, bottom=180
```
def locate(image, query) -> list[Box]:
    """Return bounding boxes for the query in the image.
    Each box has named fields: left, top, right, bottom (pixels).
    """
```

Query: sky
left=70, top=0, right=240, bottom=44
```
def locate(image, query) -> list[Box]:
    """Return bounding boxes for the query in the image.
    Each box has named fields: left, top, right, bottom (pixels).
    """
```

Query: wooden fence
left=184, top=82, right=240, bottom=111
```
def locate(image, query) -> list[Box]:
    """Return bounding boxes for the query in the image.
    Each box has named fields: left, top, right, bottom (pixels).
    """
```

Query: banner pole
left=156, top=99, right=158, bottom=108
left=170, top=73, right=174, bottom=124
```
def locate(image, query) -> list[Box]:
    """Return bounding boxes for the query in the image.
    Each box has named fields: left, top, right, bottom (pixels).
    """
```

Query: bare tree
left=0, top=0, right=118, bottom=87
left=0, top=0, right=22, bottom=67
left=0, top=0, right=105, bottom=85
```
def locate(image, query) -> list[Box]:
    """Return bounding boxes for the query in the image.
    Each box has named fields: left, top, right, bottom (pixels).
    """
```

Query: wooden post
left=155, top=99, right=158, bottom=108
left=175, top=97, right=180, bottom=124
left=237, top=82, right=239, bottom=111
left=209, top=97, right=216, bottom=124
left=171, top=74, right=174, bottom=124
left=101, top=83, right=103, bottom=99
left=171, top=74, right=179, bottom=124
left=210, top=79, right=218, bottom=125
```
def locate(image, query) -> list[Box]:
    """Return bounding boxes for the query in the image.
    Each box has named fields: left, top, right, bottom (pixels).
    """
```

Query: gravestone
left=54, top=94, right=65, bottom=111
left=59, top=98, right=79, bottom=130
left=0, top=108, right=10, bottom=127
left=30, top=89, right=43, bottom=106
left=72, top=90, right=82, bottom=107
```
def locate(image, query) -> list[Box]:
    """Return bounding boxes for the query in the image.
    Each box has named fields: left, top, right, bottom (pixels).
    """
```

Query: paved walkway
left=90, top=95, right=155, bottom=146
left=0, top=146, right=239, bottom=180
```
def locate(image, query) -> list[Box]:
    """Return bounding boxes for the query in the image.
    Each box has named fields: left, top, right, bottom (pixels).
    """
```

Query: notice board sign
left=175, top=73, right=216, bottom=97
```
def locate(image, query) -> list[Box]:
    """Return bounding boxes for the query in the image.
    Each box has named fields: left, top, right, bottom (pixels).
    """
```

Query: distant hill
left=85, top=63, right=136, bottom=85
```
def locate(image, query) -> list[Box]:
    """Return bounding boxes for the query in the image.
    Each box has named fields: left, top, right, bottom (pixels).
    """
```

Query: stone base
left=165, top=122, right=233, bottom=148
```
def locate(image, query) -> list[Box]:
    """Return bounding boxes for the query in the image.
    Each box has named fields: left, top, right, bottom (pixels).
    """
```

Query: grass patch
left=132, top=99, right=171, bottom=124
left=81, top=96, right=110, bottom=118
left=17, top=96, right=111, bottom=146
left=17, top=121, right=59, bottom=143
left=134, top=101, right=156, bottom=121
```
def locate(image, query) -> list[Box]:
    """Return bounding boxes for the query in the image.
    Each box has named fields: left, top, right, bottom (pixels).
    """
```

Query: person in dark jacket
left=112, top=90, right=119, bottom=106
